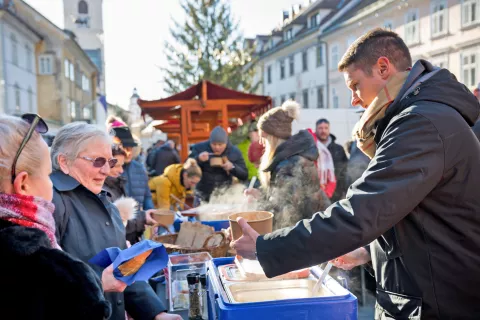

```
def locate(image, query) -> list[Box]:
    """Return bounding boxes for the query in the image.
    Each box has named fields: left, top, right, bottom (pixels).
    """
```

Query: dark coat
left=346, top=140, right=370, bottom=185
left=256, top=60, right=480, bottom=319
left=189, top=140, right=248, bottom=202
left=103, top=176, right=147, bottom=245
left=51, top=171, right=166, bottom=320
left=472, top=119, right=480, bottom=141
left=151, top=144, right=180, bottom=176
left=260, top=130, right=331, bottom=230
left=122, top=160, right=154, bottom=210
left=0, top=219, right=111, bottom=320
left=327, top=134, right=348, bottom=201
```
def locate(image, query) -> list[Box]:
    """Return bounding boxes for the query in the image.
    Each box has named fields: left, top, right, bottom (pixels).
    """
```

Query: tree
left=162, top=0, right=260, bottom=94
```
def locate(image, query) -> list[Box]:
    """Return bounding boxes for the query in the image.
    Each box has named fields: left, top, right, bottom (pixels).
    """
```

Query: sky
left=25, top=0, right=305, bottom=109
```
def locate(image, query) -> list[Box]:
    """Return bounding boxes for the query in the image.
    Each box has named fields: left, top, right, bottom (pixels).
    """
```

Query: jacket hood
left=164, top=164, right=183, bottom=191
left=265, top=129, right=319, bottom=172
left=387, top=59, right=480, bottom=126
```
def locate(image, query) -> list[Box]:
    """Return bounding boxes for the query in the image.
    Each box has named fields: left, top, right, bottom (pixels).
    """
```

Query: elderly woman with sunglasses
left=0, top=115, right=114, bottom=319
left=50, top=122, right=180, bottom=320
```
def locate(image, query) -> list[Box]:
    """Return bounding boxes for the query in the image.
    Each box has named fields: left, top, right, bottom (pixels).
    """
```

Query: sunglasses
left=11, top=114, right=49, bottom=184
left=79, top=156, right=118, bottom=169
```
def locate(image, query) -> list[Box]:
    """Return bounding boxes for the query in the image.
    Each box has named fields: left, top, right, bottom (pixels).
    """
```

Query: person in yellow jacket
left=149, top=159, right=202, bottom=210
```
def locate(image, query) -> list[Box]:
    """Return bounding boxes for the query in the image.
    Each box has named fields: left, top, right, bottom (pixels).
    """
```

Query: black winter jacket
left=259, top=130, right=331, bottom=229
left=327, top=134, right=348, bottom=201
left=151, top=144, right=180, bottom=176
left=51, top=171, right=166, bottom=320
left=256, top=60, right=480, bottom=319
left=0, top=219, right=111, bottom=320
left=189, top=141, right=248, bottom=202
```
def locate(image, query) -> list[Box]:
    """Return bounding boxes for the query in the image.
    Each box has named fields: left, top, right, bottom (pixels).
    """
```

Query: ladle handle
left=313, top=262, right=333, bottom=294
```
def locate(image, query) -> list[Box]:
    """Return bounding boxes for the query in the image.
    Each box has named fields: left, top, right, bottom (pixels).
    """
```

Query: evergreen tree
left=162, top=0, right=260, bottom=94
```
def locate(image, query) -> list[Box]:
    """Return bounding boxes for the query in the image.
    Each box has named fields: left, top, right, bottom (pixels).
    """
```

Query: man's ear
left=12, top=171, right=29, bottom=195
left=376, top=56, right=392, bottom=79
left=57, top=154, right=70, bottom=174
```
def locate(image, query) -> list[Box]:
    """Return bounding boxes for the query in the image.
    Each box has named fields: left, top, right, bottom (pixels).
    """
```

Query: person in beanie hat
left=189, top=126, right=248, bottom=203
left=245, top=100, right=330, bottom=230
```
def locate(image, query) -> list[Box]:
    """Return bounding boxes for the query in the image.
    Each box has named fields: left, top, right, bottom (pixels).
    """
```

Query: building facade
left=15, top=0, right=97, bottom=131
left=63, top=0, right=107, bottom=128
left=0, top=2, right=41, bottom=116
left=322, top=0, right=480, bottom=109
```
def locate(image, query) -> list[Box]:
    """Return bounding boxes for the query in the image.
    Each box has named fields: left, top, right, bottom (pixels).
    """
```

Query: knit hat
left=257, top=100, right=300, bottom=139
left=112, top=126, right=138, bottom=147
left=210, top=126, right=228, bottom=144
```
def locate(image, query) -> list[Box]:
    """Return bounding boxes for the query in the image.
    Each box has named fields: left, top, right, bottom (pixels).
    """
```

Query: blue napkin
left=89, top=240, right=168, bottom=285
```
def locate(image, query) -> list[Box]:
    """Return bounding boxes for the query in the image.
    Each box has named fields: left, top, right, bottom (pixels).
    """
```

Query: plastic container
left=174, top=217, right=229, bottom=232
left=228, top=211, right=273, bottom=240
left=167, top=252, right=212, bottom=312
left=207, top=257, right=358, bottom=320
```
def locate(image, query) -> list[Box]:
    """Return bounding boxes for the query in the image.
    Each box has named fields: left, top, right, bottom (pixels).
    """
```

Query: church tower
left=63, top=0, right=106, bottom=93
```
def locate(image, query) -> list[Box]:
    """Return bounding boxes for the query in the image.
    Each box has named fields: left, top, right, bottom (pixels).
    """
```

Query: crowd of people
left=1, top=27, right=480, bottom=320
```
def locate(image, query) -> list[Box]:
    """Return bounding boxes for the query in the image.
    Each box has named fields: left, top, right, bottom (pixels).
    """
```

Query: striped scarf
left=0, top=193, right=61, bottom=249
left=355, top=71, right=410, bottom=159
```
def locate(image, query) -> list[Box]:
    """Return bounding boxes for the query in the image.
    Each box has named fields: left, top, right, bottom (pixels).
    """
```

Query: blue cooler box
left=207, top=257, right=358, bottom=320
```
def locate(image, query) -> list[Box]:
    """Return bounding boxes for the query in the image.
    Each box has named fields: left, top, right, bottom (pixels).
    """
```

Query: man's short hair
left=338, top=28, right=412, bottom=75
left=316, top=119, right=330, bottom=127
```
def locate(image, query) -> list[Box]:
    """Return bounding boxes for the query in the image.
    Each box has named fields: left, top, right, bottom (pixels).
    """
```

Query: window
left=302, top=51, right=308, bottom=72
left=69, top=62, right=75, bottom=81
left=64, top=59, right=70, bottom=78
left=280, top=59, right=285, bottom=80
left=405, top=9, right=420, bottom=45
left=317, top=86, right=324, bottom=108
left=267, top=65, right=272, bottom=84
left=68, top=99, right=75, bottom=119
left=384, top=20, right=393, bottom=30
left=316, top=45, right=323, bottom=67
left=75, top=64, right=82, bottom=87
left=432, top=56, right=448, bottom=69
left=85, top=49, right=102, bottom=85
left=332, top=88, right=339, bottom=109
left=25, top=45, right=32, bottom=72
left=302, top=89, right=309, bottom=109
left=83, top=106, right=92, bottom=119
left=331, top=45, right=339, bottom=70
left=280, top=95, right=286, bottom=104
left=461, top=52, right=477, bottom=87
left=78, top=0, right=88, bottom=14
left=38, top=55, right=54, bottom=75
left=462, top=0, right=480, bottom=27
left=82, top=74, right=90, bottom=92
left=290, top=93, right=296, bottom=101
left=289, top=56, right=295, bottom=76
left=310, top=13, right=320, bottom=28
left=431, top=1, right=448, bottom=37
left=285, top=28, right=293, bottom=41
left=14, top=83, right=21, bottom=111
left=28, top=87, right=33, bottom=112
left=11, top=34, right=18, bottom=66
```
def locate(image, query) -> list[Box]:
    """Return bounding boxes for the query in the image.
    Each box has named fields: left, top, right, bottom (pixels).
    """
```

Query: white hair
left=0, top=115, right=44, bottom=188
left=51, top=122, right=113, bottom=170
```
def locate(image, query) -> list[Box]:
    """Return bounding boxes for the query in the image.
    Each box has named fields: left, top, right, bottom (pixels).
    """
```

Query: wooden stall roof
left=138, top=80, right=272, bottom=160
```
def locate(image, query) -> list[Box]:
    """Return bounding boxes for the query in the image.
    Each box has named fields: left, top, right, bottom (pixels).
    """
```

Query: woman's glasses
left=11, top=114, right=49, bottom=184
left=79, top=156, right=118, bottom=169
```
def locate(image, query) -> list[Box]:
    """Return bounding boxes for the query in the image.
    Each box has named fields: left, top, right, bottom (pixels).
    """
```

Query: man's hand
left=198, top=152, right=209, bottom=162
left=145, top=209, right=158, bottom=226
left=222, top=160, right=234, bottom=172
left=331, top=247, right=371, bottom=270
left=230, top=217, right=259, bottom=260
left=154, top=312, right=182, bottom=320
left=102, top=264, right=127, bottom=292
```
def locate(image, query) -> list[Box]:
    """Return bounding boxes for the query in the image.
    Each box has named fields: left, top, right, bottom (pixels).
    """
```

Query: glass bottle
left=187, top=273, right=202, bottom=320
left=199, top=274, right=208, bottom=319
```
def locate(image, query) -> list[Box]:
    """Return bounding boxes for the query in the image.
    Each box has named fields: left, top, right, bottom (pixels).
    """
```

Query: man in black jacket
left=315, top=118, right=348, bottom=201
left=151, top=140, right=180, bottom=176
left=190, top=126, right=248, bottom=203
left=232, top=28, right=480, bottom=319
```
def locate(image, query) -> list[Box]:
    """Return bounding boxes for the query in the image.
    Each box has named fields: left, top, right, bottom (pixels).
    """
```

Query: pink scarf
left=0, top=193, right=61, bottom=249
